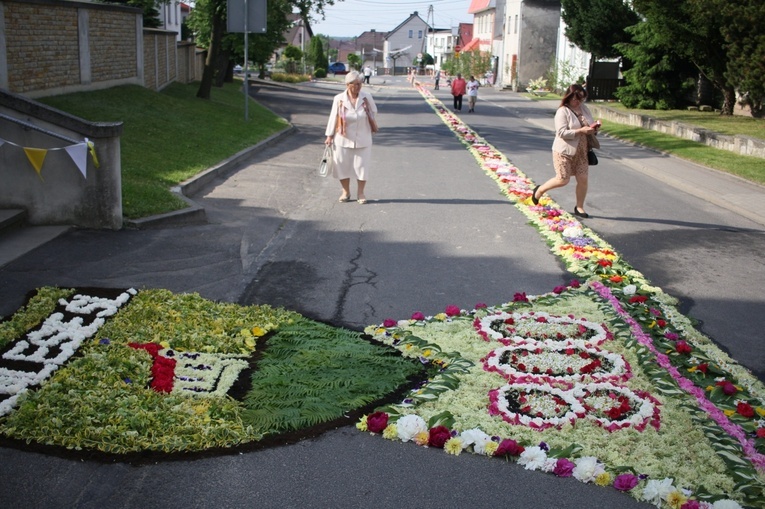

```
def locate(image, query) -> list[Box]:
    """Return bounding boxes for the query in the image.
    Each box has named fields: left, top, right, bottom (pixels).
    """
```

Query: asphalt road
left=1, top=75, right=763, bottom=508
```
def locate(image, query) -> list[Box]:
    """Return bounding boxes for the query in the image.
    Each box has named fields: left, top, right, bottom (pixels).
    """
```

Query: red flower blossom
left=597, top=260, right=612, bottom=267
left=716, top=381, right=738, bottom=396
left=366, top=411, right=389, bottom=433
left=675, top=341, right=693, bottom=355
left=513, top=292, right=529, bottom=302
left=697, top=363, right=709, bottom=374
left=494, top=439, right=525, bottom=456
left=444, top=305, right=461, bottom=317
left=756, top=427, right=765, bottom=438
left=553, top=286, right=566, bottom=294
left=410, top=311, right=425, bottom=321
left=628, top=295, right=648, bottom=304
left=609, top=275, right=623, bottom=283
left=569, top=279, right=581, bottom=288
left=475, top=302, right=487, bottom=309
left=428, top=425, right=452, bottom=448
left=656, top=319, right=667, bottom=327
left=736, top=401, right=755, bottom=418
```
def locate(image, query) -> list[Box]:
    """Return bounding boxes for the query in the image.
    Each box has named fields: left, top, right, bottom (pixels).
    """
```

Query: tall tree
left=192, top=0, right=338, bottom=99
left=632, top=0, right=735, bottom=114
left=306, top=36, right=327, bottom=70
left=560, top=0, right=640, bottom=59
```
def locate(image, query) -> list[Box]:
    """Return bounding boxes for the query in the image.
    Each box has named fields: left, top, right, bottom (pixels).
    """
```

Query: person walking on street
left=531, top=84, right=601, bottom=218
left=363, top=65, right=372, bottom=84
left=451, top=73, right=467, bottom=111
left=466, top=75, right=480, bottom=112
left=325, top=71, right=379, bottom=204
left=434, top=69, right=441, bottom=90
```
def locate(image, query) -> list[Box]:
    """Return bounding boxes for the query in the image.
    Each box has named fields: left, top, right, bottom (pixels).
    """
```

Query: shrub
left=314, top=68, right=327, bottom=78
left=270, top=73, right=312, bottom=83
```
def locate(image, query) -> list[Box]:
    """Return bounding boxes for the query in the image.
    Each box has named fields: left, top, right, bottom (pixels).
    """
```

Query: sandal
left=339, top=195, right=351, bottom=203
left=357, top=199, right=367, bottom=205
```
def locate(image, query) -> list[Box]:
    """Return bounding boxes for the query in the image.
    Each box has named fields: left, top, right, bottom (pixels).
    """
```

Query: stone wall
left=588, top=104, right=765, bottom=159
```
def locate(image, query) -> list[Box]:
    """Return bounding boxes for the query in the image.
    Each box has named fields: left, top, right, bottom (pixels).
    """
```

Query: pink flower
left=382, top=319, right=397, bottom=328
left=494, top=439, right=525, bottom=457
left=553, top=286, right=566, bottom=294
left=513, top=292, right=529, bottom=302
left=444, top=305, right=461, bottom=317
left=410, top=311, right=425, bottom=321
left=719, top=381, right=738, bottom=396
left=366, top=412, right=389, bottom=433
left=612, top=473, right=639, bottom=491
left=665, top=331, right=679, bottom=341
left=552, top=458, right=575, bottom=477
left=428, top=426, right=452, bottom=448
left=680, top=501, right=702, bottom=509
left=475, top=302, right=487, bottom=309
left=569, top=279, right=581, bottom=288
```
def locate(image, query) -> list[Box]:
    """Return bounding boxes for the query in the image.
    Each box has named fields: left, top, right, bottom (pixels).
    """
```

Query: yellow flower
left=375, top=328, right=386, bottom=335
left=356, top=416, right=368, bottom=431
left=251, top=326, right=267, bottom=337
left=383, top=424, right=398, bottom=440
left=413, top=431, right=429, bottom=446
left=666, top=490, right=687, bottom=509
left=444, top=437, right=462, bottom=455
left=756, top=407, right=765, bottom=417
left=192, top=403, right=209, bottom=415
left=434, top=313, right=448, bottom=321
left=422, top=349, right=432, bottom=357
left=595, top=473, right=611, bottom=486
left=706, top=385, right=715, bottom=392
left=723, top=409, right=735, bottom=417
left=648, top=320, right=656, bottom=328
left=484, top=441, right=499, bottom=456
left=688, top=366, right=698, bottom=373
left=160, top=340, right=171, bottom=349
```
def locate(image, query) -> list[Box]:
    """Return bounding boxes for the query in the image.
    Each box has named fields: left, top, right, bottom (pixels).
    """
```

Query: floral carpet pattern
left=354, top=87, right=765, bottom=509
left=0, top=87, right=764, bottom=509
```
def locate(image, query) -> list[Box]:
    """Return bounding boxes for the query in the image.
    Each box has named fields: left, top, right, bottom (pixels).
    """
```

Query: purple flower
left=99, top=338, right=111, bottom=345
left=123, top=378, right=132, bottom=384
left=664, top=331, right=679, bottom=341
left=538, top=441, right=549, bottom=451
left=613, top=473, right=639, bottom=491
left=553, top=458, right=575, bottom=477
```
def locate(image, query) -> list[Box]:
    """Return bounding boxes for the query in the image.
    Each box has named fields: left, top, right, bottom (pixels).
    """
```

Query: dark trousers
left=434, top=80, right=439, bottom=90
left=453, top=95, right=463, bottom=110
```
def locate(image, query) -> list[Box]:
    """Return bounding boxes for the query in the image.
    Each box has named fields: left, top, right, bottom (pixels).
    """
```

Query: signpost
left=227, top=0, right=267, bottom=120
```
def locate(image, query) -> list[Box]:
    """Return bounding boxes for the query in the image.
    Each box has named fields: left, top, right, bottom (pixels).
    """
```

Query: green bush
left=314, top=68, right=327, bottom=78
left=271, top=73, right=312, bottom=83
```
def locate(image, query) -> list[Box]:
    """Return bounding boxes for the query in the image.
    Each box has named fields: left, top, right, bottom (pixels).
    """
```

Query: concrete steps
left=0, top=209, right=71, bottom=268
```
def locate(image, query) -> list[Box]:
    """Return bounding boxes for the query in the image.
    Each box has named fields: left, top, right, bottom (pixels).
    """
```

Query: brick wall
left=1, top=0, right=181, bottom=97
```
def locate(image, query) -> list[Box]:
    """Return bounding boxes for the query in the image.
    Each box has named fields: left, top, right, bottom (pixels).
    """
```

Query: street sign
left=227, top=0, right=267, bottom=33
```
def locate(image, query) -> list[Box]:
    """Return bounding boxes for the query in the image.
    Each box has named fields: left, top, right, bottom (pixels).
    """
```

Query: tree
left=614, top=21, right=697, bottom=109
left=714, top=0, right=765, bottom=117
left=282, top=44, right=304, bottom=74
left=560, top=0, right=640, bottom=59
left=306, top=36, right=326, bottom=70
left=192, top=0, right=339, bottom=100
left=347, top=53, right=361, bottom=70
left=631, top=0, right=735, bottom=114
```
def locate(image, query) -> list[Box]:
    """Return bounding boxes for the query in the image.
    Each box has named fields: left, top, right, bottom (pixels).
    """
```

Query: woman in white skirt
left=324, top=71, right=378, bottom=204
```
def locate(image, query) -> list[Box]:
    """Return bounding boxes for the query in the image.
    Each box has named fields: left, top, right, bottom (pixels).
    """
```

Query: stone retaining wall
left=588, top=104, right=765, bottom=159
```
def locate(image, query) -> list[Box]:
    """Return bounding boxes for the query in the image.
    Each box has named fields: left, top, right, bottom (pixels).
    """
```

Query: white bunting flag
left=64, top=142, right=89, bottom=179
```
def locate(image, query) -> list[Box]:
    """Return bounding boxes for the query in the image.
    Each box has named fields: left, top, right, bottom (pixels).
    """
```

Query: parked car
left=233, top=64, right=243, bottom=73
left=328, top=62, right=348, bottom=75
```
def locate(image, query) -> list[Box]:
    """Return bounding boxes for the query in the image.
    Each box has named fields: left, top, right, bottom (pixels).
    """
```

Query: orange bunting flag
left=23, top=147, right=48, bottom=179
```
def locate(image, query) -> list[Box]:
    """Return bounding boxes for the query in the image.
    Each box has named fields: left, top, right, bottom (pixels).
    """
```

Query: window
left=418, top=30, right=423, bottom=39
left=514, top=15, right=518, bottom=34
left=409, top=30, right=413, bottom=38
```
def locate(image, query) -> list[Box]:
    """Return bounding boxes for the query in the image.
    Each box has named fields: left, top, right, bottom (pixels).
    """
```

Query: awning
left=460, top=38, right=481, bottom=52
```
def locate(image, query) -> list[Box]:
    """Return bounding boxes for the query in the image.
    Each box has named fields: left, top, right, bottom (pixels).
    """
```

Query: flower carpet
left=0, top=88, right=764, bottom=509
left=354, top=87, right=765, bottom=509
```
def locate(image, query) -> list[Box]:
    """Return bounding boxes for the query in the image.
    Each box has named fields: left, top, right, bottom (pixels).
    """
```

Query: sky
left=308, top=0, right=473, bottom=38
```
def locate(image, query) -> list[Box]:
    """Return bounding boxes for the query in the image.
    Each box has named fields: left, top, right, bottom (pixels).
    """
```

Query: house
left=157, top=0, right=183, bottom=41
left=426, top=28, right=456, bottom=71
left=383, top=11, right=431, bottom=74
left=356, top=30, right=387, bottom=72
left=462, top=0, right=495, bottom=53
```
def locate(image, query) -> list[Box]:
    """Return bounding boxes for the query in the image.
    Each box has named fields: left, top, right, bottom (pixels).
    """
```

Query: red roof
left=468, top=0, right=493, bottom=14
left=460, top=38, right=480, bottom=52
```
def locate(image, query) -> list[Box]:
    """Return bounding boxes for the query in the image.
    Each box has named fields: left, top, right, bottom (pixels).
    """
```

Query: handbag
left=319, top=144, right=333, bottom=177
left=587, top=149, right=599, bottom=166
left=567, top=106, right=599, bottom=165
left=363, top=98, right=379, bottom=133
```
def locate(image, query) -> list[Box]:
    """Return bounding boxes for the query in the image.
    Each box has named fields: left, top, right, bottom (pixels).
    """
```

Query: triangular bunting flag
left=85, top=139, right=99, bottom=168
left=64, top=142, right=89, bottom=179
left=23, top=147, right=48, bottom=179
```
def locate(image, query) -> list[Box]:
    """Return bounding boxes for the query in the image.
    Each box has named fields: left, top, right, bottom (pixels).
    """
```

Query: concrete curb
left=125, top=125, right=297, bottom=229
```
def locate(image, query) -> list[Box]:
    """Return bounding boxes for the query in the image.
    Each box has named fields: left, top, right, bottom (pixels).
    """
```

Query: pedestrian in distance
left=325, top=71, right=379, bottom=204
left=363, top=65, right=372, bottom=84
left=434, top=69, right=441, bottom=90
left=451, top=73, right=467, bottom=111
left=466, top=75, right=480, bottom=112
left=531, top=83, right=601, bottom=218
